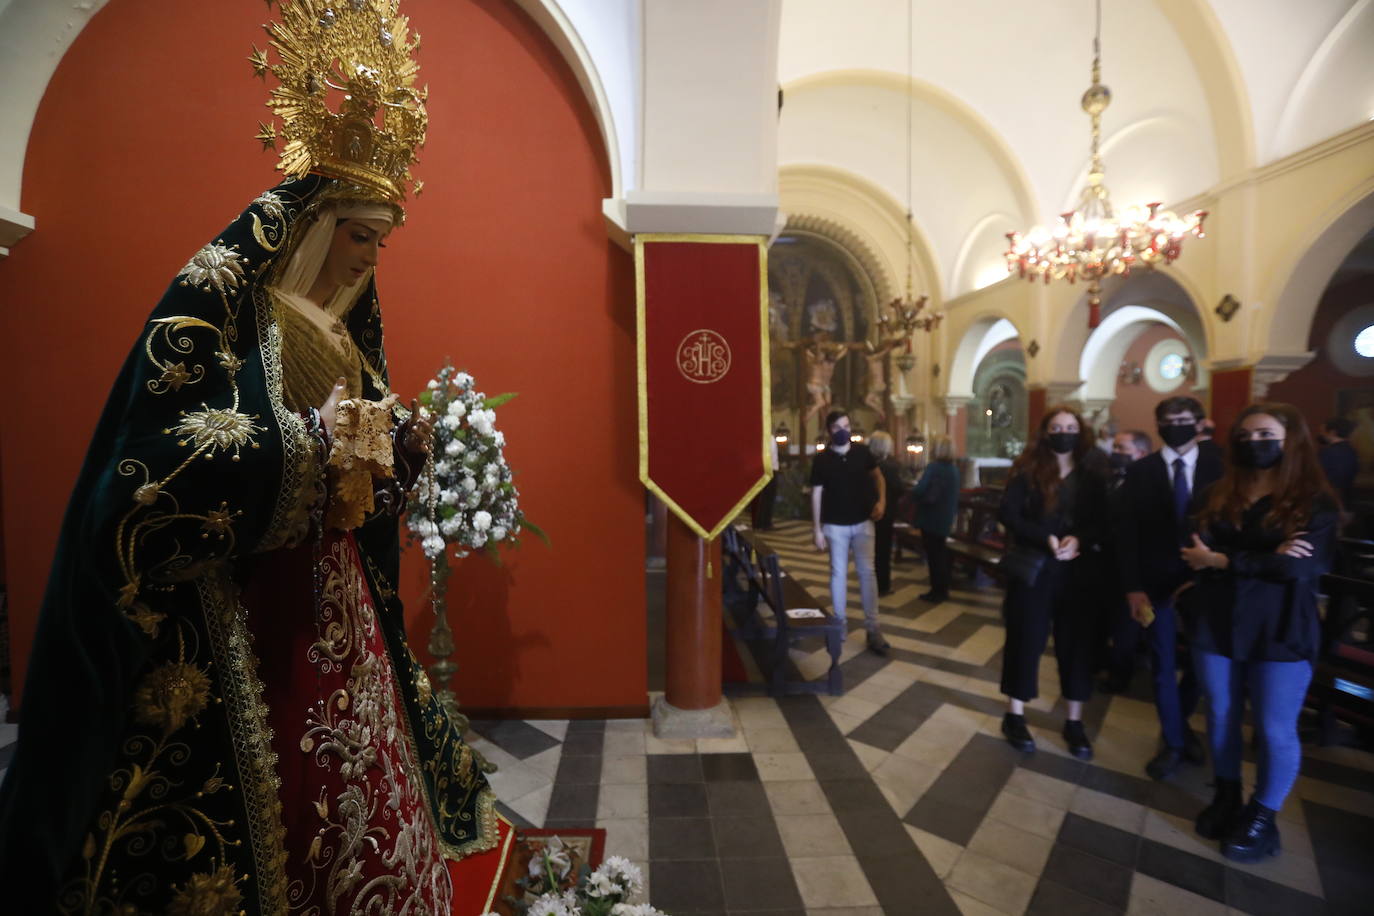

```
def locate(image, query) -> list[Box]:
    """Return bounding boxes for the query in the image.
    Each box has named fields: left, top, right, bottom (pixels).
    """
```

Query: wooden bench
left=893, top=487, right=1006, bottom=584
left=721, top=527, right=844, bottom=696
left=1314, top=573, right=1374, bottom=745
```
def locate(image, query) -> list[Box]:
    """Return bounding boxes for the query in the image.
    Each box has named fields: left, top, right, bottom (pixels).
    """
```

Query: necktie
left=1172, top=457, right=1190, bottom=538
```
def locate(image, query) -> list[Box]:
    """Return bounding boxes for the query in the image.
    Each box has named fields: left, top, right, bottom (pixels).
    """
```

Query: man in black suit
left=1117, top=396, right=1224, bottom=780
left=1319, top=417, right=1358, bottom=507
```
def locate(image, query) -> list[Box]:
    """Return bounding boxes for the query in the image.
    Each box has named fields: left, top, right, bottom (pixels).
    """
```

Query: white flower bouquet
left=406, top=364, right=546, bottom=569
left=484, top=845, right=667, bottom=916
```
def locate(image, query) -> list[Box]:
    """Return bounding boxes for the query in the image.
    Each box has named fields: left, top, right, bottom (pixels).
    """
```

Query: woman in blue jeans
left=1180, top=403, right=1339, bottom=862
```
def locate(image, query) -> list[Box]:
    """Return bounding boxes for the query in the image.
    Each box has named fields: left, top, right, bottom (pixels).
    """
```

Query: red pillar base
left=656, top=515, right=734, bottom=738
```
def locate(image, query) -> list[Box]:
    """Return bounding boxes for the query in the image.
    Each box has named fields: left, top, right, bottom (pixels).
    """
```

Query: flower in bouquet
left=406, top=364, right=547, bottom=568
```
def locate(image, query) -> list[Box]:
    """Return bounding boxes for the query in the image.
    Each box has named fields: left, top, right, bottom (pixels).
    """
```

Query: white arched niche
left=948, top=315, right=1021, bottom=399
left=1078, top=305, right=1209, bottom=403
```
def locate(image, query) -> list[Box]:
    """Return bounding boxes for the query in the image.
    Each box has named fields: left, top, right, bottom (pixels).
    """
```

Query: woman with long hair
left=998, top=406, right=1109, bottom=758
left=1181, top=403, right=1338, bottom=862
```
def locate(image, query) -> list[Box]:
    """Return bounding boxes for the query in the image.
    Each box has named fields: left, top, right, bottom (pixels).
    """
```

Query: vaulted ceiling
left=776, top=0, right=1374, bottom=301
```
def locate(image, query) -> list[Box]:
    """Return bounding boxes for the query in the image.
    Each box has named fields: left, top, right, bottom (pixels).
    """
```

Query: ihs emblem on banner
left=676, top=329, right=731, bottom=384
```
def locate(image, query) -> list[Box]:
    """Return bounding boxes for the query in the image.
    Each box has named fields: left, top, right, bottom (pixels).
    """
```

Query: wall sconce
left=905, top=434, right=925, bottom=455
left=815, top=434, right=828, bottom=452
left=774, top=423, right=790, bottom=445
left=1215, top=294, right=1240, bottom=322
left=1118, top=360, right=1143, bottom=385
left=850, top=424, right=866, bottom=443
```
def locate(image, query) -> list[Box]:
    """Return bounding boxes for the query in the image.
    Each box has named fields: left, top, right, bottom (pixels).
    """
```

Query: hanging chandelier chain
left=904, top=0, right=914, bottom=300
left=1002, top=0, right=1208, bottom=331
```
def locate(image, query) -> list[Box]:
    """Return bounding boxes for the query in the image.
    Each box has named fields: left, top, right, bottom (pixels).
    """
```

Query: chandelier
left=889, top=0, right=938, bottom=366
left=1004, top=0, right=1207, bottom=329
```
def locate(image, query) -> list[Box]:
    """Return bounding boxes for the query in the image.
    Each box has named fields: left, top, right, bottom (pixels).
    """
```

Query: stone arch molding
left=785, top=213, right=896, bottom=310
left=778, top=162, right=943, bottom=308
left=1049, top=270, right=1213, bottom=397
left=0, top=0, right=625, bottom=219
left=1266, top=178, right=1374, bottom=365
left=947, top=312, right=1024, bottom=400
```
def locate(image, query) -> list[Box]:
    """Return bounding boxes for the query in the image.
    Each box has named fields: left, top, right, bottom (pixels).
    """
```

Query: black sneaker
left=1146, top=747, right=1184, bottom=781
left=1062, top=720, right=1093, bottom=760
left=1002, top=713, right=1035, bottom=753
left=866, top=632, right=890, bottom=656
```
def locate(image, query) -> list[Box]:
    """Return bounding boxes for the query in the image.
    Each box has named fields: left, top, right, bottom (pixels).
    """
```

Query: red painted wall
left=0, top=0, right=646, bottom=712
left=1267, top=276, right=1374, bottom=427
left=1111, top=325, right=1201, bottom=444
left=1268, top=275, right=1374, bottom=490
left=1210, top=367, right=1254, bottom=442
left=1027, top=387, right=1047, bottom=431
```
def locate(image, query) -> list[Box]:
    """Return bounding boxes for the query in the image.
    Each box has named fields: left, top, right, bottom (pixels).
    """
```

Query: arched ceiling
left=777, top=0, right=1374, bottom=300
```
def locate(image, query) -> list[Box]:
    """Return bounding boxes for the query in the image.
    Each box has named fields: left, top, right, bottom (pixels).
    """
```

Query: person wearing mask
left=868, top=431, right=904, bottom=595
left=1181, top=403, right=1338, bottom=862
left=913, top=435, right=960, bottom=603
left=753, top=433, right=781, bottom=531
left=1318, top=417, right=1357, bottom=508
left=998, top=406, right=1108, bottom=758
left=811, top=410, right=890, bottom=654
left=1197, top=417, right=1223, bottom=463
left=1117, top=397, right=1223, bottom=780
left=1100, top=429, right=1154, bottom=694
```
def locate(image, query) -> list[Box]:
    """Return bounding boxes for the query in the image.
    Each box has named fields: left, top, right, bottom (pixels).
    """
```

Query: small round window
left=1356, top=324, right=1374, bottom=359
left=1159, top=353, right=1185, bottom=380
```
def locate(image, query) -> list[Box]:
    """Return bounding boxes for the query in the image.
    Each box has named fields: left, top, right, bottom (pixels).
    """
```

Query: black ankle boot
left=1195, top=779, right=1243, bottom=839
left=1062, top=720, right=1093, bottom=760
left=1001, top=713, right=1035, bottom=753
left=1222, top=799, right=1281, bottom=862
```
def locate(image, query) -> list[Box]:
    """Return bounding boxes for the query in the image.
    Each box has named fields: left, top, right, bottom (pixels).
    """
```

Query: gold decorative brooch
left=252, top=0, right=427, bottom=205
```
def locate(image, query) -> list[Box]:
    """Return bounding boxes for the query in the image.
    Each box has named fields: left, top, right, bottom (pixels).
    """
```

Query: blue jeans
left=823, top=521, right=879, bottom=632
left=1144, top=600, right=1199, bottom=749
left=1195, top=650, right=1313, bottom=811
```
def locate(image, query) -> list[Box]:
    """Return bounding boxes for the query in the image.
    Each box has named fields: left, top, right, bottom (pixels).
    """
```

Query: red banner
left=637, top=234, right=770, bottom=540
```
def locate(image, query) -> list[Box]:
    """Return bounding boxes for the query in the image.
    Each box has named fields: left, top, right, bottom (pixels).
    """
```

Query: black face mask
left=830, top=428, right=851, bottom=447
left=1235, top=439, right=1283, bottom=469
left=1047, top=432, right=1078, bottom=455
left=1158, top=423, right=1197, bottom=449
left=1109, top=452, right=1133, bottom=472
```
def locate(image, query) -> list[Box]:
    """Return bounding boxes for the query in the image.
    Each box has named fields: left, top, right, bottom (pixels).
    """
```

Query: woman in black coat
left=1180, top=403, right=1338, bottom=863
left=998, top=405, right=1109, bottom=759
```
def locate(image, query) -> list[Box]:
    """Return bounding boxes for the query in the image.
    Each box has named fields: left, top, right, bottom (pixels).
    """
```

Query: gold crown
left=251, top=0, right=427, bottom=204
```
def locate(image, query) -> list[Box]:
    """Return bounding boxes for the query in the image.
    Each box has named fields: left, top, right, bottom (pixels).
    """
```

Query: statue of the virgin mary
left=0, top=2, right=499, bottom=912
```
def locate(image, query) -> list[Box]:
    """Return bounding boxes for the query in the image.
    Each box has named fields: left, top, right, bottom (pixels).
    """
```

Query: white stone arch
left=778, top=162, right=941, bottom=307
left=0, top=0, right=627, bottom=217
left=947, top=312, right=1024, bottom=400
left=1076, top=305, right=1207, bottom=405
left=1049, top=269, right=1214, bottom=398
left=1266, top=179, right=1374, bottom=362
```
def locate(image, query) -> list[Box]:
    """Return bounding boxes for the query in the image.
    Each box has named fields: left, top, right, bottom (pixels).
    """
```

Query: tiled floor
left=1, top=521, right=1371, bottom=914
left=465, top=520, right=1374, bottom=915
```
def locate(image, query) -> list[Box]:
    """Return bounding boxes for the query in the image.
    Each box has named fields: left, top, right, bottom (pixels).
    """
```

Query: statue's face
left=320, top=217, right=392, bottom=291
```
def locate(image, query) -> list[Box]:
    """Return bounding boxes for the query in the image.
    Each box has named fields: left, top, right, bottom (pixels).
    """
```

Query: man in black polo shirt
left=810, top=409, right=889, bottom=654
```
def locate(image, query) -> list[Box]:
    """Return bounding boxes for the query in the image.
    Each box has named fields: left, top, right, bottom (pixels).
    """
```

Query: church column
left=941, top=395, right=969, bottom=455
left=625, top=0, right=782, bottom=739
left=656, top=517, right=727, bottom=731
